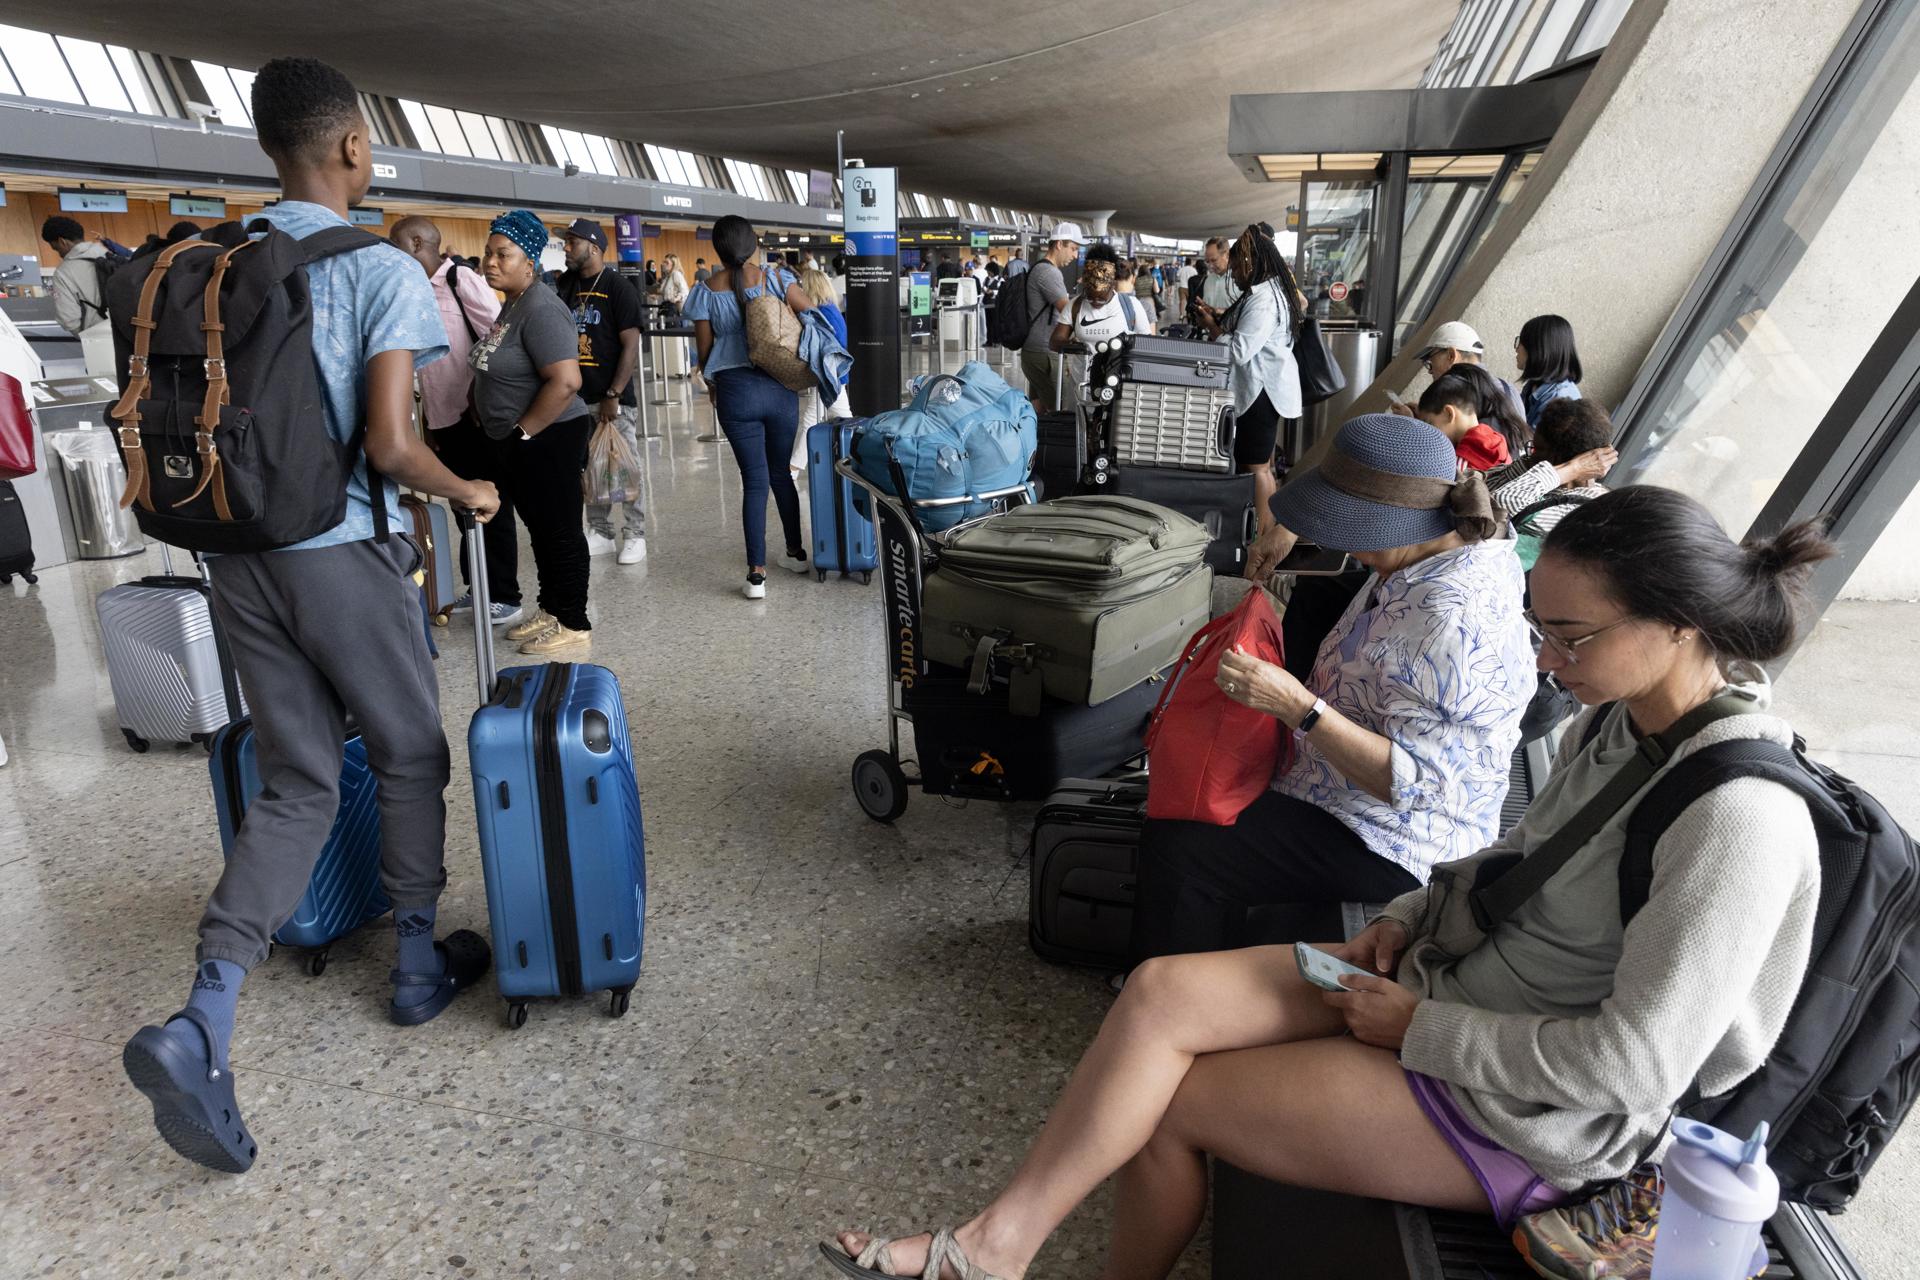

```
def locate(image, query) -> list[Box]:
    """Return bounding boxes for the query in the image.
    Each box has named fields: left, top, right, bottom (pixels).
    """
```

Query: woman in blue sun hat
left=1131, top=412, right=1536, bottom=962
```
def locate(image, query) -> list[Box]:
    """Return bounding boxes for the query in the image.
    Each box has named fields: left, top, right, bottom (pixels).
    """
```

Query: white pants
left=792, top=386, right=854, bottom=473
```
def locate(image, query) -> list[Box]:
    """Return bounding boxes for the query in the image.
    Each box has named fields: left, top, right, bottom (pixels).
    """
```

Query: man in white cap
left=1019, top=221, right=1085, bottom=412
left=1415, top=319, right=1526, bottom=420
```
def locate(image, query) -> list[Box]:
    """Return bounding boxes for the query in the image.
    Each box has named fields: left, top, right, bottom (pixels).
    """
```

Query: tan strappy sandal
left=818, top=1227, right=1012, bottom=1280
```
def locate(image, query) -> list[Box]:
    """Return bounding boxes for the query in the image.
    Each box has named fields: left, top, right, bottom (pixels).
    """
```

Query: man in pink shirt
left=390, top=216, right=523, bottom=626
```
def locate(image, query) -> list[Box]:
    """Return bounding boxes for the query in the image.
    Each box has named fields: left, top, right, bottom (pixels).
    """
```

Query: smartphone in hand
left=1295, top=942, right=1376, bottom=993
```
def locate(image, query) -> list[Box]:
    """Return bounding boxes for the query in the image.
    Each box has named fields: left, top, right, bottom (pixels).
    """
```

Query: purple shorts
left=1404, top=1070, right=1571, bottom=1228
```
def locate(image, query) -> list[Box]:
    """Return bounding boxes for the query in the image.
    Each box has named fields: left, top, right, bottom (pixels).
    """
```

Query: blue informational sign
left=842, top=165, right=901, bottom=416
left=843, top=165, right=897, bottom=258
left=59, top=189, right=128, bottom=214
left=614, top=214, right=644, bottom=263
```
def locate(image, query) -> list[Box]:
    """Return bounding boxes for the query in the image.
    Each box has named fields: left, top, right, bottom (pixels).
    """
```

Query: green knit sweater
left=1380, top=670, right=1820, bottom=1190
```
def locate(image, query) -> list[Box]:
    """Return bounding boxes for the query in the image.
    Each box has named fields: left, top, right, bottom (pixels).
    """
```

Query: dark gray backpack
left=1610, top=728, right=1920, bottom=1211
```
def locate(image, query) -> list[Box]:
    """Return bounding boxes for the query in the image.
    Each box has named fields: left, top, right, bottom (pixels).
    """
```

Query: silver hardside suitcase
left=1098, top=335, right=1237, bottom=474
left=96, top=547, right=244, bottom=752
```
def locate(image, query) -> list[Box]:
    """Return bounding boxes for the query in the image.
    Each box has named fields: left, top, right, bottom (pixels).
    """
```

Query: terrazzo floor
left=3, top=354, right=1916, bottom=1278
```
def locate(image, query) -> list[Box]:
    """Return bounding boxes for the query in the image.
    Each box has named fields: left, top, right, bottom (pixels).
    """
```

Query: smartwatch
left=1297, top=697, right=1328, bottom=733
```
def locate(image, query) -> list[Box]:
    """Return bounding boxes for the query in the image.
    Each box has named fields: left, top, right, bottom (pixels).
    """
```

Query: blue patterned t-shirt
left=249, top=202, right=448, bottom=552
left=1274, top=540, right=1533, bottom=883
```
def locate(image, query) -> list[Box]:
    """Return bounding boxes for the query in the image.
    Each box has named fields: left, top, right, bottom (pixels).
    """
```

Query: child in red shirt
left=1406, top=365, right=1529, bottom=471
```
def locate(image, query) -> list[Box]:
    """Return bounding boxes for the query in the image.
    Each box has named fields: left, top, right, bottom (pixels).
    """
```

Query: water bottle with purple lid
left=1650, top=1119, right=1778, bottom=1279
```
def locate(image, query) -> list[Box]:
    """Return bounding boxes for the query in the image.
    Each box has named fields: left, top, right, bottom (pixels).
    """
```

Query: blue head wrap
left=489, top=209, right=549, bottom=265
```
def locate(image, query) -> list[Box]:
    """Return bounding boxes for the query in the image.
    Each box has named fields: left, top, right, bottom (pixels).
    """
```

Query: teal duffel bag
left=850, top=362, right=1037, bottom=532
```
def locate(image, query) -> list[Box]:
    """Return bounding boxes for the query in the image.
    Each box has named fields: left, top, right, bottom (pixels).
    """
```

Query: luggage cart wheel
left=815, top=569, right=827, bottom=582
left=122, top=729, right=150, bottom=754
left=609, top=988, right=632, bottom=1018
left=506, top=1002, right=529, bottom=1030
left=433, top=612, right=450, bottom=628
left=306, top=950, right=329, bottom=977
left=859, top=571, right=873, bottom=585
left=852, top=750, right=910, bottom=823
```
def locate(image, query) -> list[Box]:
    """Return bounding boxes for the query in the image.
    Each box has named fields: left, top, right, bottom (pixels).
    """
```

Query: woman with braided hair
left=1194, top=222, right=1308, bottom=534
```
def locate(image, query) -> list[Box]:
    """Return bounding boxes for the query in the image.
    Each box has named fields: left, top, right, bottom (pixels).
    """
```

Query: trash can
left=1295, top=327, right=1382, bottom=466
left=46, top=428, right=143, bottom=560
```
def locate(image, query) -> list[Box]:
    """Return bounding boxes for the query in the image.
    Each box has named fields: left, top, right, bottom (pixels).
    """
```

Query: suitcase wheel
left=306, top=949, right=329, bottom=977
left=122, top=728, right=150, bottom=754
left=506, top=1001, right=529, bottom=1030
left=860, top=571, right=873, bottom=585
left=609, top=988, right=632, bottom=1018
left=852, top=750, right=910, bottom=824
left=815, top=569, right=827, bottom=582
left=432, top=613, right=450, bottom=628
left=190, top=732, right=215, bottom=756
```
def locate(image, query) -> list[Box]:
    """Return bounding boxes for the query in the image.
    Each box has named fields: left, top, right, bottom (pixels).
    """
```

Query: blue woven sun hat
left=1270, top=413, right=1468, bottom=552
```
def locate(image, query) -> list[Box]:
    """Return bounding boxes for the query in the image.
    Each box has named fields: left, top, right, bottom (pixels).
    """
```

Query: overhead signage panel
left=59, top=189, right=127, bottom=214
left=171, top=195, right=227, bottom=218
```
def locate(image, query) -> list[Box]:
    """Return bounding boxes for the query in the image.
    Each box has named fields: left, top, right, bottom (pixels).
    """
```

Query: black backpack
left=103, top=220, right=388, bottom=553
left=1595, top=716, right=1920, bottom=1211
left=987, top=269, right=1038, bottom=349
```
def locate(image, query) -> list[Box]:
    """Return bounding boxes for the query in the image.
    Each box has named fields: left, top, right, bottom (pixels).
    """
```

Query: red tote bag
left=1143, top=588, right=1293, bottom=825
left=0, top=371, right=34, bottom=480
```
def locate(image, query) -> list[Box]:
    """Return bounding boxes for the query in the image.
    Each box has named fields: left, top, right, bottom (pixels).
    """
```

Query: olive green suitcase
left=921, top=496, right=1213, bottom=708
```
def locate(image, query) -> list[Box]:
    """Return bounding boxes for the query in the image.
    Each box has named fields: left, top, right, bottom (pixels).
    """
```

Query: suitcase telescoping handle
left=455, top=507, right=495, bottom=705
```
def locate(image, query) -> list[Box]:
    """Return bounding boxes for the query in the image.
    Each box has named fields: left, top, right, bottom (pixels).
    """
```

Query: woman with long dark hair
left=1515, top=313, right=1584, bottom=429
left=819, top=485, right=1830, bottom=1280
left=684, top=214, right=818, bottom=599
left=1194, top=223, right=1307, bottom=533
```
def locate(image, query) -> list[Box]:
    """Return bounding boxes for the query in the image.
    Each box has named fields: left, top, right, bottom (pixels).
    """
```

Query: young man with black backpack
left=40, top=216, right=122, bottom=338
left=119, top=56, right=502, bottom=1175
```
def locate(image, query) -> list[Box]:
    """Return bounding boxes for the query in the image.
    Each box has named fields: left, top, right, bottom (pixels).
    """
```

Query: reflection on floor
left=1, top=359, right=1914, bottom=1278
left=0, top=378, right=1207, bottom=1279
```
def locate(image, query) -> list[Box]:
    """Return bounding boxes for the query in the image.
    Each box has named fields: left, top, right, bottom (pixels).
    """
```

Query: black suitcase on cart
left=1113, top=468, right=1258, bottom=576
left=908, top=666, right=1158, bottom=803
left=1029, top=776, right=1148, bottom=969
left=1032, top=411, right=1085, bottom=501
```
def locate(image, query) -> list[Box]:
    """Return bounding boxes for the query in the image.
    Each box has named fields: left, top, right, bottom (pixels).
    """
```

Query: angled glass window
left=1568, top=0, right=1634, bottom=60
left=488, top=115, right=522, bottom=163
left=579, top=132, right=616, bottom=176
left=400, top=99, right=440, bottom=151
left=1617, top=0, right=1920, bottom=540
left=1511, top=0, right=1584, bottom=81
left=57, top=37, right=130, bottom=111
left=227, top=66, right=256, bottom=122
left=455, top=109, right=499, bottom=160
left=0, top=48, right=19, bottom=97
left=190, top=60, right=251, bottom=126
left=2, top=25, right=83, bottom=103
left=424, top=104, right=471, bottom=156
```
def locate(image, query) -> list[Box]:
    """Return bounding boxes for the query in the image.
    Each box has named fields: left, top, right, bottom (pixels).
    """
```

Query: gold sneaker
left=519, top=622, right=590, bottom=656
left=504, top=610, right=556, bottom=642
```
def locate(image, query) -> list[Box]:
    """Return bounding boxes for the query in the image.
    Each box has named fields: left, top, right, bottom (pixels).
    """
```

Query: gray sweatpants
left=585, top=404, right=646, bottom=540
left=200, top=535, right=450, bottom=970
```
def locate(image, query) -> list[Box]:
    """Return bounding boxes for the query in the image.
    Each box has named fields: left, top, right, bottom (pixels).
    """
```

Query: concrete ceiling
left=10, top=0, right=1457, bottom=238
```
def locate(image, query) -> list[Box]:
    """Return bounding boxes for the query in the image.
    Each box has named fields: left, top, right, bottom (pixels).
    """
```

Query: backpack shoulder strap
left=1514, top=491, right=1592, bottom=525
left=297, top=226, right=386, bottom=263
left=1578, top=701, right=1615, bottom=750
left=1617, top=738, right=1810, bottom=924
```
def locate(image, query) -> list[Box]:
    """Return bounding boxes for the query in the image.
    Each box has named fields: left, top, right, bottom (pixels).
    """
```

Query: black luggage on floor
left=1113, top=468, right=1258, bottom=576
left=0, top=479, right=35, bottom=585
left=907, top=666, right=1158, bottom=802
left=1032, top=411, right=1084, bottom=502
left=1029, top=776, right=1147, bottom=968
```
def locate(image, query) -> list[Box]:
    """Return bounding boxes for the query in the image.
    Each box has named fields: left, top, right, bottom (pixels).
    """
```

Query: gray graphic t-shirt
left=469, top=281, right=587, bottom=438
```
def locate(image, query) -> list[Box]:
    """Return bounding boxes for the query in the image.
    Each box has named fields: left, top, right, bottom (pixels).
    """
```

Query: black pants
left=1234, top=391, right=1281, bottom=468
left=432, top=415, right=521, bottom=608
left=1130, top=790, right=1420, bottom=965
left=493, top=415, right=594, bottom=632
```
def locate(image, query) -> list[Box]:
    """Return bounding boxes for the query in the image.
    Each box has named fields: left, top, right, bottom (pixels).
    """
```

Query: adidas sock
left=175, top=958, right=246, bottom=1067
left=392, top=907, right=445, bottom=1007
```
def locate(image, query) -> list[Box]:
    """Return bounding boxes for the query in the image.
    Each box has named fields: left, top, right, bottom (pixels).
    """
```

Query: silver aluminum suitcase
left=96, top=548, right=244, bottom=752
left=1098, top=334, right=1237, bottom=474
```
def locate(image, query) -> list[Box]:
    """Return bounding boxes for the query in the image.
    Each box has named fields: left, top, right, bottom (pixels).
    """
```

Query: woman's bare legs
left=830, top=946, right=1348, bottom=1278
left=1098, top=1036, right=1486, bottom=1280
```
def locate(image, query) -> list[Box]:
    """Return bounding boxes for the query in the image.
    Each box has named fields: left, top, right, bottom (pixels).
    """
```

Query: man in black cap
left=556, top=218, right=648, bottom=564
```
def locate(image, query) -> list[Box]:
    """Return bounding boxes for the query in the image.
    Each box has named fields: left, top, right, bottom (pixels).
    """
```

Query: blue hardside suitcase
left=807, top=419, right=877, bottom=583
left=209, top=720, right=390, bottom=975
left=461, top=513, right=646, bottom=1027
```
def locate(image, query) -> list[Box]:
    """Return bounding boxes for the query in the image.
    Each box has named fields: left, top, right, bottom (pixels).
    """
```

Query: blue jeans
left=712, top=368, right=802, bottom=568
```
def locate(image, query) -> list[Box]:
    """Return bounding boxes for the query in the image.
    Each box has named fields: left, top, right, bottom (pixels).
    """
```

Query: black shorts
left=1233, top=392, right=1281, bottom=467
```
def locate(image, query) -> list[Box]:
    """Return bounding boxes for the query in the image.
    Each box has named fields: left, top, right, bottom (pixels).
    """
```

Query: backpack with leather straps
left=105, top=219, right=390, bottom=553
left=1597, top=710, right=1920, bottom=1211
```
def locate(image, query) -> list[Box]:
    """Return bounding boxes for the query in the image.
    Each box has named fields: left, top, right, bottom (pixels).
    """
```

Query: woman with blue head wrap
left=464, top=209, right=596, bottom=654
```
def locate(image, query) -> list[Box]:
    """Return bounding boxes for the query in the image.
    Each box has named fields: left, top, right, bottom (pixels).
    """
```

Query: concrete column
left=1357, top=0, right=1868, bottom=421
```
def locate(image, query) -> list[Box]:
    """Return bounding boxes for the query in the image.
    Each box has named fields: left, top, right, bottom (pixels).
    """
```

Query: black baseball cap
left=560, top=218, right=607, bottom=250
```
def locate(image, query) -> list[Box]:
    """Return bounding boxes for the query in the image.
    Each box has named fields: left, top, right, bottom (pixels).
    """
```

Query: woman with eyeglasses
left=1515, top=313, right=1584, bottom=429
left=818, top=485, right=1828, bottom=1280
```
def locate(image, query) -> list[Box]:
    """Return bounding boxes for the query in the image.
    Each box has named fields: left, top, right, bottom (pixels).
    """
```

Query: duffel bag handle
left=908, top=372, right=965, bottom=414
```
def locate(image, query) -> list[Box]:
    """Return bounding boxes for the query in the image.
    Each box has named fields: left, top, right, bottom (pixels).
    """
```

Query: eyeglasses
left=1524, top=609, right=1634, bottom=665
